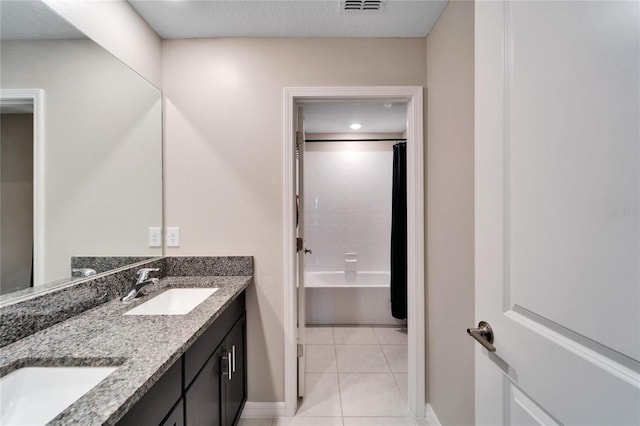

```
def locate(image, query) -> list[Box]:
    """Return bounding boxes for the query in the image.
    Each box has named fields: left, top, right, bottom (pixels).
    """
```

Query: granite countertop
left=0, top=275, right=252, bottom=426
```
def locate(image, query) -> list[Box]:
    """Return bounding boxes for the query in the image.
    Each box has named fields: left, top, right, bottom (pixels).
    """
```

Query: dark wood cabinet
left=117, top=292, right=246, bottom=426
left=161, top=399, right=185, bottom=426
left=185, top=313, right=247, bottom=426
left=185, top=345, right=224, bottom=425
left=222, top=316, right=246, bottom=426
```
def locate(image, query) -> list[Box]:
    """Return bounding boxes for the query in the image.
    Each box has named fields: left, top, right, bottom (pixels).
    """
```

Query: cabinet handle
left=223, top=350, right=233, bottom=381
left=232, top=345, right=236, bottom=373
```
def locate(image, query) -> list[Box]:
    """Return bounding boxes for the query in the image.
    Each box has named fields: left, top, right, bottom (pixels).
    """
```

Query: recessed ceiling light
left=383, top=103, right=393, bottom=108
left=350, top=123, right=362, bottom=130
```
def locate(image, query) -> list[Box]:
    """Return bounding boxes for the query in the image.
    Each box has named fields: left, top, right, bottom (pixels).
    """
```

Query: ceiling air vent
left=341, top=0, right=385, bottom=13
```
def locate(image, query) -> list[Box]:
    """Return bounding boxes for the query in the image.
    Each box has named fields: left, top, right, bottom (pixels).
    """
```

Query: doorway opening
left=0, top=89, right=44, bottom=294
left=283, top=87, right=425, bottom=419
left=298, top=102, right=409, bottom=416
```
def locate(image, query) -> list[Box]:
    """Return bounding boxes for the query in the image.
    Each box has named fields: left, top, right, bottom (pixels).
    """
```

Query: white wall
left=41, top=0, right=162, bottom=89
left=425, top=1, right=475, bottom=425
left=162, top=37, right=427, bottom=402
left=0, top=114, right=33, bottom=294
left=1, top=40, right=162, bottom=284
left=304, top=141, right=395, bottom=273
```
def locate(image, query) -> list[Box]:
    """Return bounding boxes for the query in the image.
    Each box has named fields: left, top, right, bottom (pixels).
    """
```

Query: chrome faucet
left=121, top=268, right=160, bottom=303
left=72, top=268, right=97, bottom=278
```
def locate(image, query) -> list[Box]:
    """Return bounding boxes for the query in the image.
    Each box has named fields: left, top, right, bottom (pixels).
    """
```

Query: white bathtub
left=304, top=271, right=406, bottom=325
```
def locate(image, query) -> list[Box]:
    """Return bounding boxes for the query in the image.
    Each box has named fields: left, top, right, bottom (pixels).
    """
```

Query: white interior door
left=475, top=1, right=639, bottom=425
left=296, top=104, right=307, bottom=398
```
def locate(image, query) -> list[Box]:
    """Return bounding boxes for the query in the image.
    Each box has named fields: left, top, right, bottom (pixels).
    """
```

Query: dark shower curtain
left=390, top=142, right=407, bottom=320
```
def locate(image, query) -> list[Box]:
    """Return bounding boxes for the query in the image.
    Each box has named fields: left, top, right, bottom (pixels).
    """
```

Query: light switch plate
left=148, top=227, right=161, bottom=247
left=167, top=227, right=180, bottom=247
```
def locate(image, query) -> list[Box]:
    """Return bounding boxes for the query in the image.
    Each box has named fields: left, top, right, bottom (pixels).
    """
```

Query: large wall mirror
left=0, top=1, right=163, bottom=301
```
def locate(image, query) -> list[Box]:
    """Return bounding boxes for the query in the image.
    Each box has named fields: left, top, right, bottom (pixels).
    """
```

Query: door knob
left=467, top=321, right=496, bottom=352
left=304, top=248, right=312, bottom=254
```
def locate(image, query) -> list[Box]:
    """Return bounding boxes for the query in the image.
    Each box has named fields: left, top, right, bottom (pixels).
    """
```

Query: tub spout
left=345, top=253, right=358, bottom=273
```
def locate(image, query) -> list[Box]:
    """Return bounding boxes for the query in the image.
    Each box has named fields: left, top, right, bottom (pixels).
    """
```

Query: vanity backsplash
left=71, top=256, right=157, bottom=275
left=0, top=257, right=253, bottom=347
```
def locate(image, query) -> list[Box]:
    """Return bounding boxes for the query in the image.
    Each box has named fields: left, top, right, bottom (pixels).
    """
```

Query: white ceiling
left=303, top=102, right=407, bottom=134
left=128, top=0, right=448, bottom=39
left=0, top=0, right=85, bottom=40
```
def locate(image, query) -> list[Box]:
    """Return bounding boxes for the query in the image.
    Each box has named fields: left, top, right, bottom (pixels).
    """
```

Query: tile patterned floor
left=240, top=326, right=424, bottom=426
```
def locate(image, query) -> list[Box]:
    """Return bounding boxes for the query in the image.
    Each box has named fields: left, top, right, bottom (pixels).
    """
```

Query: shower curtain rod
left=305, top=138, right=407, bottom=143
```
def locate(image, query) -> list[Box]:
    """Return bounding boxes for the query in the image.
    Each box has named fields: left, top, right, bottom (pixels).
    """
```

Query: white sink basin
left=0, top=366, right=117, bottom=425
left=124, top=288, right=218, bottom=315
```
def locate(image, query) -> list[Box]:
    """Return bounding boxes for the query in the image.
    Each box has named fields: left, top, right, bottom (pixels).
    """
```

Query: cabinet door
left=161, top=399, right=184, bottom=426
left=223, top=314, right=246, bottom=426
left=186, top=345, right=223, bottom=426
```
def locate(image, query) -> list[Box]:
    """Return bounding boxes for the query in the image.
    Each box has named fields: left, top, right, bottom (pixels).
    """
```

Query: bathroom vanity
left=0, top=257, right=252, bottom=426
left=117, top=291, right=246, bottom=426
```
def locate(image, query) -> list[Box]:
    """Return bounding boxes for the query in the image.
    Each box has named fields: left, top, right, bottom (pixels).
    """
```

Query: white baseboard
left=241, top=402, right=286, bottom=418
left=426, top=403, right=442, bottom=426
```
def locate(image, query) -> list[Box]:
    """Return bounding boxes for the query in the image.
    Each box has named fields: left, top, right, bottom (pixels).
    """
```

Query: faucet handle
left=136, top=268, right=160, bottom=282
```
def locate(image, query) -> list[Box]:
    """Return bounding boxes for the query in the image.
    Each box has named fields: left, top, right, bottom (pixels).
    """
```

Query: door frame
left=0, top=89, right=45, bottom=286
left=283, top=86, right=425, bottom=418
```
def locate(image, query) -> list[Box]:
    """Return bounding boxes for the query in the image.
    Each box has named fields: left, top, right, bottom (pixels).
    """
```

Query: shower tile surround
left=0, top=256, right=252, bottom=347
left=304, top=142, right=394, bottom=273
left=0, top=256, right=252, bottom=425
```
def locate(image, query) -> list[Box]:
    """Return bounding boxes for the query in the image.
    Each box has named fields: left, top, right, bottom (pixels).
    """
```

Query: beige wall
left=162, top=38, right=427, bottom=402
left=41, top=0, right=162, bottom=89
left=425, top=1, right=475, bottom=425
left=0, top=114, right=33, bottom=294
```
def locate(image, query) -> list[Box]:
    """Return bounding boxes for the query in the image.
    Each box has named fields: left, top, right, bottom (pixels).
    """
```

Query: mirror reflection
left=0, top=1, right=163, bottom=298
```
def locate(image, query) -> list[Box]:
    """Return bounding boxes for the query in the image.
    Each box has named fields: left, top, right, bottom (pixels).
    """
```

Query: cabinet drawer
left=117, top=359, right=182, bottom=426
left=184, top=293, right=245, bottom=386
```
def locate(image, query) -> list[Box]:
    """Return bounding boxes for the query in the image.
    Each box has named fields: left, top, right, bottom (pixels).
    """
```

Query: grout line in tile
left=340, top=372, right=404, bottom=375
left=333, top=334, right=345, bottom=419
left=391, top=372, right=405, bottom=398
left=372, top=326, right=381, bottom=345
left=380, top=340, right=395, bottom=375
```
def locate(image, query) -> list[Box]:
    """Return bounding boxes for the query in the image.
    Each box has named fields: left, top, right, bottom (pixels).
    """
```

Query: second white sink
left=124, top=288, right=218, bottom=315
left=0, top=366, right=117, bottom=425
